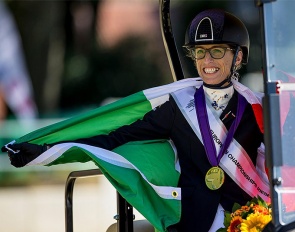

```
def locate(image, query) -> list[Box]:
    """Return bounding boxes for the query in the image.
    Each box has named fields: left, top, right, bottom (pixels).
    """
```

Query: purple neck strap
left=194, top=86, right=247, bottom=166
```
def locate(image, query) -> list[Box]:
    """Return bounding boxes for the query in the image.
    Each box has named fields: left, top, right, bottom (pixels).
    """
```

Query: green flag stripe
left=16, top=78, right=201, bottom=146
left=17, top=91, right=151, bottom=145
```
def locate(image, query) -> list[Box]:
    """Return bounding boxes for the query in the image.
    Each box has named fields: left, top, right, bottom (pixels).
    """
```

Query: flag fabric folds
left=10, top=78, right=203, bottom=232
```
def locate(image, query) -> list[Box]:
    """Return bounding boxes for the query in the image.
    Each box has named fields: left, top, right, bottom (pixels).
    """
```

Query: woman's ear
left=235, top=50, right=243, bottom=66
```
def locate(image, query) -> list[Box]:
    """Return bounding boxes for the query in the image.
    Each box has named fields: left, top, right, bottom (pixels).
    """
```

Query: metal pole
left=65, top=169, right=102, bottom=232
left=159, top=0, right=184, bottom=81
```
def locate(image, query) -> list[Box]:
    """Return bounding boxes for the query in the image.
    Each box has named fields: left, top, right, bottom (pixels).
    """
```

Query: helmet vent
left=195, top=17, right=213, bottom=42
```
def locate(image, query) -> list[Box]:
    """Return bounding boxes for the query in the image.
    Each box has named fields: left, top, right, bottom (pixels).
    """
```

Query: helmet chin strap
left=203, top=46, right=240, bottom=89
left=203, top=78, right=231, bottom=89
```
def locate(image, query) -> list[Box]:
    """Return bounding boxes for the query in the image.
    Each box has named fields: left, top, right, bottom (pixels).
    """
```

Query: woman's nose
left=204, top=51, right=213, bottom=62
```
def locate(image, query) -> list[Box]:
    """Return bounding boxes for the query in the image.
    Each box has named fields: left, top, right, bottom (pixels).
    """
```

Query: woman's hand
left=1, top=142, right=48, bottom=167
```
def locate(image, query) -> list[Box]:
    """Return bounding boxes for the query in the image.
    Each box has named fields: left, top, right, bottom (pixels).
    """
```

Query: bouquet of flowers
left=217, top=196, right=272, bottom=232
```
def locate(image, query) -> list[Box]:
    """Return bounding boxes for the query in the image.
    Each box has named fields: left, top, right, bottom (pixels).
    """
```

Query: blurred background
left=0, top=0, right=264, bottom=231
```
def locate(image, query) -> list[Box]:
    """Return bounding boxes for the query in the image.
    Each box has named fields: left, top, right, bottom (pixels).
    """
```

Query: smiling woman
left=2, top=7, right=269, bottom=232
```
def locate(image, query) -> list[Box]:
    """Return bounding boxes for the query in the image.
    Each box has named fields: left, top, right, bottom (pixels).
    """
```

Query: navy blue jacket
left=75, top=90, right=264, bottom=232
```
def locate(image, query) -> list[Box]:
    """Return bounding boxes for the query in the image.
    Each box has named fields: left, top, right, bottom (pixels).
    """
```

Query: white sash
left=171, top=86, right=270, bottom=201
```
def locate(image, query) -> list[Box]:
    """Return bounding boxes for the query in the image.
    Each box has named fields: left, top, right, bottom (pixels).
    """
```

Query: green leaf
left=224, top=211, right=232, bottom=228
left=232, top=202, right=241, bottom=212
left=257, top=195, right=269, bottom=208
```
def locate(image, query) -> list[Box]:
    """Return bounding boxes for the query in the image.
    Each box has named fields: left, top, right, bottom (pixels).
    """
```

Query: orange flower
left=232, top=205, right=250, bottom=217
left=227, top=216, right=243, bottom=232
left=252, top=205, right=270, bottom=215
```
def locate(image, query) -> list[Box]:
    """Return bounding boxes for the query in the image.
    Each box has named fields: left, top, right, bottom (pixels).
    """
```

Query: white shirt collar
left=203, top=85, right=234, bottom=114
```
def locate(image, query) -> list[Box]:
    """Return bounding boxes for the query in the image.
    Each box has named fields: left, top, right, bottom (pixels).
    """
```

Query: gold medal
left=205, top=166, right=225, bottom=190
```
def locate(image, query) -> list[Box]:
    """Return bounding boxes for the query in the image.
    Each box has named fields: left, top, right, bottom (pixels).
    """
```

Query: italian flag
left=11, top=78, right=203, bottom=232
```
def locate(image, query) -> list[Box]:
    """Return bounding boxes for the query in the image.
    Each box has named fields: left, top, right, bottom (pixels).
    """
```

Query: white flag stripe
left=144, top=77, right=203, bottom=108
left=27, top=143, right=181, bottom=200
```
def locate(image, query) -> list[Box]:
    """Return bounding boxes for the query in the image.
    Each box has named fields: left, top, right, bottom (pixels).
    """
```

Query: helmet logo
left=195, top=17, right=213, bottom=42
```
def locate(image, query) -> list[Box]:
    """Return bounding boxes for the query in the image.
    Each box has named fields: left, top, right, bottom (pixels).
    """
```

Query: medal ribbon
left=194, top=86, right=247, bottom=166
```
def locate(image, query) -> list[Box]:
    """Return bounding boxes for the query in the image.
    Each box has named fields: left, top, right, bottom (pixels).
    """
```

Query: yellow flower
left=240, top=213, right=272, bottom=232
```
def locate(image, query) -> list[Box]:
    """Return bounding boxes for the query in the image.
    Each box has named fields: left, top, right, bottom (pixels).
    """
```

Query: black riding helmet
left=183, top=9, right=249, bottom=65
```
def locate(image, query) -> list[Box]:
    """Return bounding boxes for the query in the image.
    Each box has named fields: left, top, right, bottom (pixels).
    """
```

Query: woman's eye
left=196, top=49, right=204, bottom=54
left=212, top=49, right=222, bottom=54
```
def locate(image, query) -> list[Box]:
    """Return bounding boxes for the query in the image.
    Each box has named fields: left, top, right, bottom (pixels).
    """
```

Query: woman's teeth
left=204, top=68, right=219, bottom=74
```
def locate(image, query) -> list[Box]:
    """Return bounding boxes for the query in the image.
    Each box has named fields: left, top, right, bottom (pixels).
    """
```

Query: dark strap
left=194, top=86, right=247, bottom=166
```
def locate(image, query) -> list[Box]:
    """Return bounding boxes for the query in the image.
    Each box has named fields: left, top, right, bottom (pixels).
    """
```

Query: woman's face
left=194, top=44, right=243, bottom=86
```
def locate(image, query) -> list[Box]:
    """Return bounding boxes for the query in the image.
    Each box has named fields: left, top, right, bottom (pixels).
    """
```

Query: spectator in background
left=0, top=1, right=37, bottom=120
